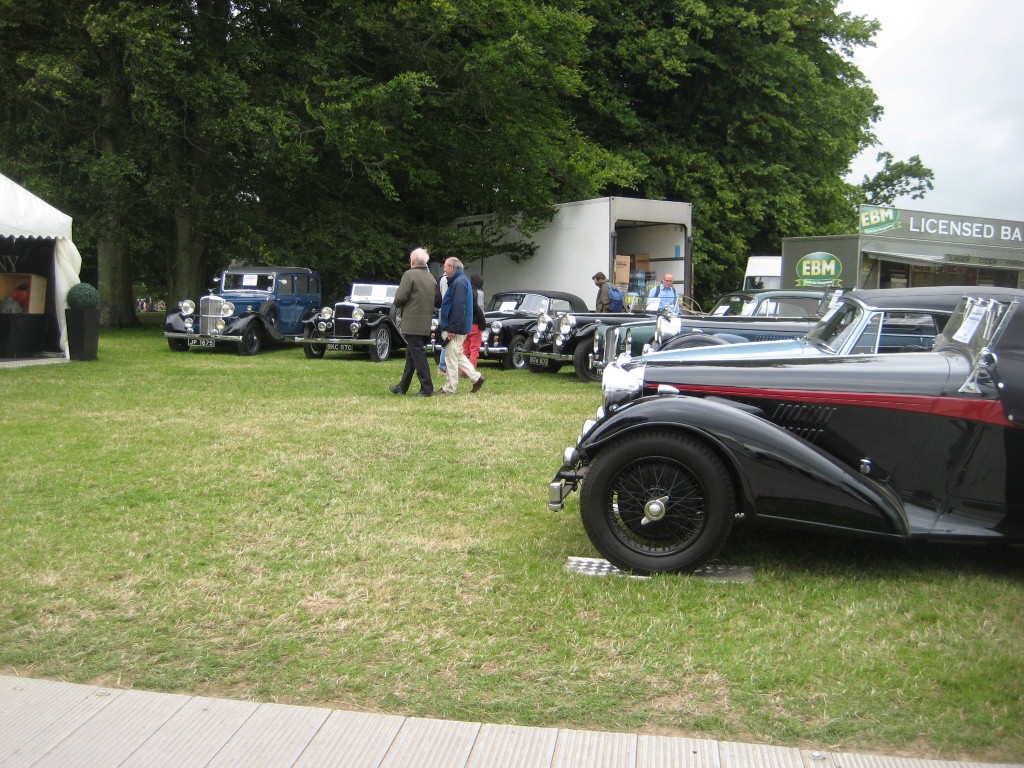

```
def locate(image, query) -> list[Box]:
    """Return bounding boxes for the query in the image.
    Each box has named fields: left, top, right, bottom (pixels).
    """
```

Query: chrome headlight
left=221, top=302, right=235, bottom=318
left=655, top=315, right=682, bottom=343
left=213, top=318, right=226, bottom=334
left=319, top=307, right=334, bottom=320
left=350, top=322, right=360, bottom=334
left=178, top=299, right=195, bottom=316
left=601, top=361, right=644, bottom=411
left=490, top=320, right=502, bottom=334
left=557, top=314, right=576, bottom=334
left=536, top=313, right=551, bottom=333
left=184, top=317, right=193, bottom=329
left=317, top=321, right=328, bottom=332
left=351, top=307, right=365, bottom=321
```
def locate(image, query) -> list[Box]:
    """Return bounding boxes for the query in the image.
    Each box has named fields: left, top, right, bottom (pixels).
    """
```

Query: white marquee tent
left=0, top=172, right=83, bottom=358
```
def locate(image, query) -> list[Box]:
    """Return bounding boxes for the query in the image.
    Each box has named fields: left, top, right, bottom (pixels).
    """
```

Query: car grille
left=333, top=302, right=356, bottom=339
left=199, top=295, right=225, bottom=335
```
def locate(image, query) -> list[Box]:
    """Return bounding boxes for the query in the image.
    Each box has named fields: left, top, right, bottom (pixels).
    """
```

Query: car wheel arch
left=583, top=420, right=750, bottom=514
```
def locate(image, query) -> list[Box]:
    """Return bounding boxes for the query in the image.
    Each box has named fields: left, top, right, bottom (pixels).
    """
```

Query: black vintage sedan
left=427, top=289, right=589, bottom=369
left=549, top=291, right=1024, bottom=574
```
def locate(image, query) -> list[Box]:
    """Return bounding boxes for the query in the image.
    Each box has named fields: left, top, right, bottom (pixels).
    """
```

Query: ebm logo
left=795, top=252, right=843, bottom=287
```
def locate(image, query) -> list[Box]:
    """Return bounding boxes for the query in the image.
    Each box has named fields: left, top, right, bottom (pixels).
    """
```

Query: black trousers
left=398, top=334, right=433, bottom=394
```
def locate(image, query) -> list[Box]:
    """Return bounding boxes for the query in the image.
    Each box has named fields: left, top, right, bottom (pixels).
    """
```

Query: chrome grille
left=199, top=295, right=225, bottom=335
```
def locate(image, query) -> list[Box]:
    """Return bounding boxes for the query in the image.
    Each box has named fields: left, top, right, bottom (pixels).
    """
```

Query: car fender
left=164, top=313, right=187, bottom=333
left=226, top=312, right=282, bottom=341
left=579, top=395, right=909, bottom=537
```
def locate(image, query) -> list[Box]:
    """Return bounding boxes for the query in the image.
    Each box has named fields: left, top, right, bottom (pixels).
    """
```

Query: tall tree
left=573, top=0, right=920, bottom=302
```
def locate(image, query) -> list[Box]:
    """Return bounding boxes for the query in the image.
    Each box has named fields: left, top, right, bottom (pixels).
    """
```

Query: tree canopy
left=0, top=0, right=931, bottom=317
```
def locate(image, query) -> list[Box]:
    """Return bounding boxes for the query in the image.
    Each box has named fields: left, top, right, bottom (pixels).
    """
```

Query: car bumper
left=164, top=331, right=241, bottom=346
left=525, top=349, right=571, bottom=363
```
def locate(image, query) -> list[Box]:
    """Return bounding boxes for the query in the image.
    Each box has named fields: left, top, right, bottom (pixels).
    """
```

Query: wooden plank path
left=0, top=675, right=1018, bottom=768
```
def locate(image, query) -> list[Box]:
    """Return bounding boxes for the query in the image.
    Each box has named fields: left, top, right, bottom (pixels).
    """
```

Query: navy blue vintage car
left=549, top=289, right=1024, bottom=573
left=164, top=266, right=321, bottom=355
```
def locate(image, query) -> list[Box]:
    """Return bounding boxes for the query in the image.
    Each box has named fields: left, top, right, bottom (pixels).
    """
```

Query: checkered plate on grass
left=565, top=556, right=753, bottom=582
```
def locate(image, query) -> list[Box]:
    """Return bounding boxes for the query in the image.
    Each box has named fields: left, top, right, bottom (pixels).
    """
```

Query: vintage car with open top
left=164, top=266, right=321, bottom=355
left=302, top=283, right=403, bottom=361
left=549, top=289, right=1024, bottom=574
left=593, top=287, right=836, bottom=378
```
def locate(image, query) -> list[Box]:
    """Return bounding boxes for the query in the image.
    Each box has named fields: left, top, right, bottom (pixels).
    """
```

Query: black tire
left=580, top=431, right=735, bottom=574
left=504, top=333, right=528, bottom=370
left=368, top=325, right=392, bottom=362
left=572, top=341, right=600, bottom=382
left=167, top=338, right=188, bottom=352
left=662, top=333, right=730, bottom=351
left=303, top=326, right=325, bottom=359
left=237, top=325, right=262, bottom=356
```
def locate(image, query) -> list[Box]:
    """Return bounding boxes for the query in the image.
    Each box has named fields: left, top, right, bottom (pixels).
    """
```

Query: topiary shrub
left=67, top=282, right=100, bottom=310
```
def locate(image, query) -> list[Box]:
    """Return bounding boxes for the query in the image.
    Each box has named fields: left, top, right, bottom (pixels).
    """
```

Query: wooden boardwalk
left=0, top=675, right=1018, bottom=767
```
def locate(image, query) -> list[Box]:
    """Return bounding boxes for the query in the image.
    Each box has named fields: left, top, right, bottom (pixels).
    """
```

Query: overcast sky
left=839, top=0, right=1024, bottom=222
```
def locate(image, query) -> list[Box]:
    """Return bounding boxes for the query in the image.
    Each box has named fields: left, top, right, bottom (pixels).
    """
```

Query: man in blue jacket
left=437, top=257, right=485, bottom=395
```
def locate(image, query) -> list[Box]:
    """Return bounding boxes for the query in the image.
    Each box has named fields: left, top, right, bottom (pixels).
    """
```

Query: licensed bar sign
left=859, top=205, right=1024, bottom=246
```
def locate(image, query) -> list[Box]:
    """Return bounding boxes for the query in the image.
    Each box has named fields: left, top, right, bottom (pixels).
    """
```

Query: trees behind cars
left=1, top=1, right=932, bottom=324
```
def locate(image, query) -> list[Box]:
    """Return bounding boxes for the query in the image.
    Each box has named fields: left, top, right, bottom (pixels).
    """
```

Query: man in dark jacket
left=437, top=257, right=485, bottom=395
left=593, top=271, right=611, bottom=312
left=390, top=247, right=436, bottom=397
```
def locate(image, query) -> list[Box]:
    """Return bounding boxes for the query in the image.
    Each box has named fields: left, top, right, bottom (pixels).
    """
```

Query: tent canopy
left=0, top=172, right=83, bottom=358
left=0, top=173, right=73, bottom=240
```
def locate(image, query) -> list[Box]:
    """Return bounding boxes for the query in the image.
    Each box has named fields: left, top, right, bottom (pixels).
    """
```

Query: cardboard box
left=632, top=253, right=650, bottom=272
left=0, top=273, right=47, bottom=313
left=613, top=254, right=630, bottom=286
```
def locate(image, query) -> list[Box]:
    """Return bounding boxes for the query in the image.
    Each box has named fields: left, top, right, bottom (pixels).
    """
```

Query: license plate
left=327, top=343, right=354, bottom=351
left=187, top=338, right=216, bottom=347
left=528, top=355, right=549, bottom=367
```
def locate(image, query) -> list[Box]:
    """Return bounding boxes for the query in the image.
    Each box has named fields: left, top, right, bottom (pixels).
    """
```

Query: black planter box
left=66, top=308, right=100, bottom=360
left=0, top=314, right=47, bottom=357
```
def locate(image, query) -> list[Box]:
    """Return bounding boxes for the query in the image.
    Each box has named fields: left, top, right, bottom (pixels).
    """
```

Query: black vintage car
left=549, top=290, right=1024, bottom=574
left=302, top=283, right=403, bottom=362
left=164, top=266, right=322, bottom=356
left=427, top=289, right=589, bottom=369
left=524, top=305, right=662, bottom=380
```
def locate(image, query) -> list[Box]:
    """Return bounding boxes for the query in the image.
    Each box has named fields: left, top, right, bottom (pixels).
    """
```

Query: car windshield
left=489, top=293, right=548, bottom=314
left=805, top=299, right=863, bottom=353
left=350, top=283, right=397, bottom=303
left=222, top=272, right=275, bottom=292
left=710, top=295, right=757, bottom=316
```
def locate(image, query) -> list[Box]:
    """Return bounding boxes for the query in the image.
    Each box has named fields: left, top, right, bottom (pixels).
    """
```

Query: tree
left=572, top=0, right=909, bottom=302
left=858, top=151, right=935, bottom=207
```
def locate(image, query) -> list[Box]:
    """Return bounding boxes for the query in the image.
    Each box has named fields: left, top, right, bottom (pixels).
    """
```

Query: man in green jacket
left=390, top=247, right=437, bottom=397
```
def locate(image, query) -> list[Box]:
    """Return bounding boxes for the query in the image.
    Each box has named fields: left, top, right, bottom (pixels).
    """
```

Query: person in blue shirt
left=646, top=273, right=679, bottom=314
left=437, top=257, right=485, bottom=395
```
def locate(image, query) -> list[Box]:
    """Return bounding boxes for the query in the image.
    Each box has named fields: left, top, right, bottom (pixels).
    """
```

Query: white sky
left=839, top=0, right=1024, bottom=222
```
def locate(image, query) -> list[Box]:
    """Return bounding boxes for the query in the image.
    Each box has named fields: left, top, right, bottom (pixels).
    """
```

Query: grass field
left=1, top=325, right=1022, bottom=763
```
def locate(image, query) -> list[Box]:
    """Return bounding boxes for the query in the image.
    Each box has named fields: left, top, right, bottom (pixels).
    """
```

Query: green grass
left=2, top=326, right=1022, bottom=763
